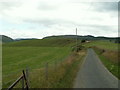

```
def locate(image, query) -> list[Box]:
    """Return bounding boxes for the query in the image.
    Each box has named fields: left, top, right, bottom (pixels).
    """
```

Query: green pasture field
left=3, top=38, right=75, bottom=47
left=2, top=38, right=77, bottom=88
left=3, top=47, right=71, bottom=75
left=83, top=40, right=119, bottom=51
left=2, top=46, right=72, bottom=88
left=3, top=38, right=76, bottom=75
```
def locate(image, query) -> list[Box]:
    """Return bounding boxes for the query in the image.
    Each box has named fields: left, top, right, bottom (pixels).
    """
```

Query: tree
left=81, top=39, right=86, bottom=43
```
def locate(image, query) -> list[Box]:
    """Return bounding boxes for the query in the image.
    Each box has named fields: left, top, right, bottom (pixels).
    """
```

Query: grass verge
left=94, top=48, right=120, bottom=79
left=29, top=50, right=86, bottom=88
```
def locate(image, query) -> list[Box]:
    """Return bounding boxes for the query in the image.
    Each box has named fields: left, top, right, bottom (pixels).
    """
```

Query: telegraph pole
left=76, top=28, right=77, bottom=52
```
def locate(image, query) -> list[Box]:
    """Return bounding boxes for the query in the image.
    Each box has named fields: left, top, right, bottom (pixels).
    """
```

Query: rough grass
left=26, top=50, right=86, bottom=88
left=103, top=50, right=119, bottom=63
left=94, top=48, right=120, bottom=79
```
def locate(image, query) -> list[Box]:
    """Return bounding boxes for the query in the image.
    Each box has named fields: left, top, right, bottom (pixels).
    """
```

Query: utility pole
left=76, top=28, right=77, bottom=52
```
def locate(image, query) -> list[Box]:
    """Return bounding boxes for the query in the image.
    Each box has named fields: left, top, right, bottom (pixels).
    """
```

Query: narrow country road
left=74, top=48, right=119, bottom=88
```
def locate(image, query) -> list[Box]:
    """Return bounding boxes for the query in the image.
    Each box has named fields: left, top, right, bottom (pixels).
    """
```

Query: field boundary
left=3, top=53, right=71, bottom=88
left=8, top=70, right=29, bottom=90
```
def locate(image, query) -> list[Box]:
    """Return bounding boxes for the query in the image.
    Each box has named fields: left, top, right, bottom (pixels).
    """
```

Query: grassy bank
left=94, top=48, right=119, bottom=79
left=27, top=50, right=86, bottom=88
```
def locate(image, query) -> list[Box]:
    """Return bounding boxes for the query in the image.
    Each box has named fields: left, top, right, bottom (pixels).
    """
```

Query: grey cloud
left=24, top=19, right=75, bottom=28
left=118, top=2, right=120, bottom=11
left=78, top=25, right=117, bottom=37
left=24, top=19, right=59, bottom=26
left=38, top=3, right=59, bottom=11
left=77, top=24, right=117, bottom=30
left=24, top=18, right=117, bottom=33
left=0, top=1, right=22, bottom=11
left=77, top=24, right=117, bottom=36
left=93, top=2, right=118, bottom=12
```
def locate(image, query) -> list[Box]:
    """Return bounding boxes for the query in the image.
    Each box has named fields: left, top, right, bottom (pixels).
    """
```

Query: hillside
left=43, top=35, right=119, bottom=41
left=2, top=34, right=119, bottom=47
left=2, top=36, right=83, bottom=88
left=0, top=35, right=14, bottom=43
left=3, top=38, right=76, bottom=47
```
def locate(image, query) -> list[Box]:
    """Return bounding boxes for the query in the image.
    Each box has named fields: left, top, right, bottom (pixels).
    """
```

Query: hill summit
left=0, top=35, right=14, bottom=43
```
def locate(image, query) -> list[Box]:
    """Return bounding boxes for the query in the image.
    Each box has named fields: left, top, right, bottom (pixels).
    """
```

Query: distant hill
left=0, top=35, right=14, bottom=43
left=14, top=38, right=38, bottom=41
left=2, top=34, right=119, bottom=46
left=43, top=35, right=118, bottom=41
left=3, top=38, right=75, bottom=47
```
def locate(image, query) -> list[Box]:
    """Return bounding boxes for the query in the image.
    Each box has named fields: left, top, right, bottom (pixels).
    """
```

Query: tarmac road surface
left=74, top=48, right=119, bottom=88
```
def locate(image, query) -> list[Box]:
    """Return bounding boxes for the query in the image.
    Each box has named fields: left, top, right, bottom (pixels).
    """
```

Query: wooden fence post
left=26, top=67, right=29, bottom=88
left=8, top=75, right=23, bottom=90
left=45, top=62, right=48, bottom=80
left=21, top=77, right=24, bottom=89
left=22, top=70, right=29, bottom=90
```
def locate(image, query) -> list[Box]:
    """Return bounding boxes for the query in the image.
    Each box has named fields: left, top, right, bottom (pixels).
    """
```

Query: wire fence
left=2, top=53, right=72, bottom=88
left=7, top=70, right=29, bottom=90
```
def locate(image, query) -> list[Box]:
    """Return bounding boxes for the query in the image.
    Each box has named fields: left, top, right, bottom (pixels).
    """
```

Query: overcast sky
left=0, top=0, right=119, bottom=39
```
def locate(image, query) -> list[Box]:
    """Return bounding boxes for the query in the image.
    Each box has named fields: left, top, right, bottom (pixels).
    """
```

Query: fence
left=7, top=70, right=29, bottom=90
left=3, top=54, right=72, bottom=88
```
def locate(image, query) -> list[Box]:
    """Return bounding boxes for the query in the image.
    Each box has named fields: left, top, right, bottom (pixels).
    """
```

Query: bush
left=72, top=45, right=84, bottom=52
left=81, top=40, right=86, bottom=43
